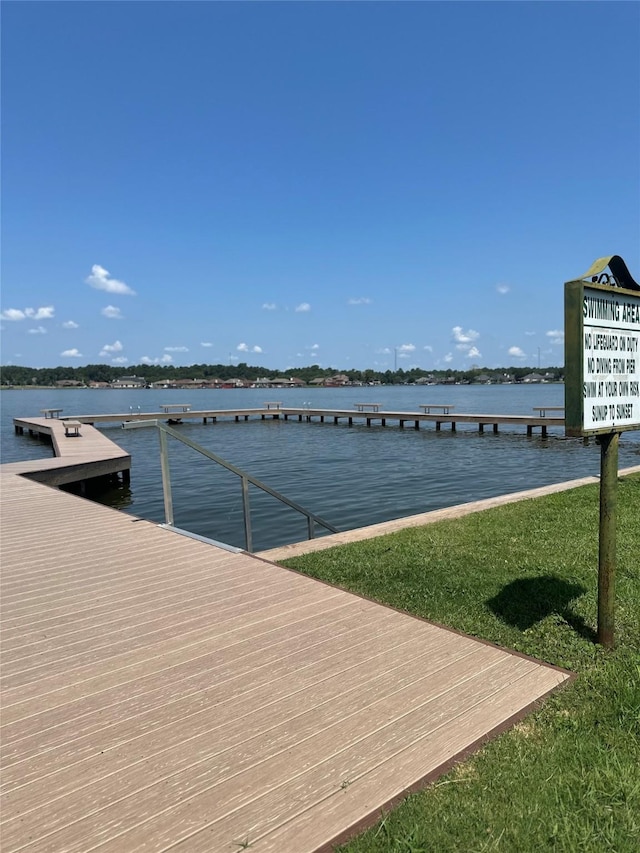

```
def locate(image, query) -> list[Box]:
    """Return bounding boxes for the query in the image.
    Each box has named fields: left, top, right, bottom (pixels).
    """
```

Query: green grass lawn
left=281, top=474, right=640, bottom=853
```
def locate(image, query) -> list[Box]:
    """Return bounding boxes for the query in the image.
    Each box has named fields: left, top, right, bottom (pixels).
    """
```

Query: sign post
left=564, top=255, right=640, bottom=648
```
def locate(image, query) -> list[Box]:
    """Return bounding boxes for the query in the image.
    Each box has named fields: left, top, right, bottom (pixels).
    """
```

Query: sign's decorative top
left=571, top=255, right=639, bottom=291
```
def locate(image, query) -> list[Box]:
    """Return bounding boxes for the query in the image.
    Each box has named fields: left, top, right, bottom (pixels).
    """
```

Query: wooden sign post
left=564, top=255, right=640, bottom=648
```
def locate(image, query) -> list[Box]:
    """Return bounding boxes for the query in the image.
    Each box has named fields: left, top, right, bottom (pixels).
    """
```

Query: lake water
left=2, top=385, right=639, bottom=551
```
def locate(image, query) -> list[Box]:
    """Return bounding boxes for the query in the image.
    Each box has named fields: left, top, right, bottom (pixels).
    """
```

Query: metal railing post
left=241, top=475, right=253, bottom=552
left=158, top=427, right=174, bottom=526
left=307, top=516, right=315, bottom=540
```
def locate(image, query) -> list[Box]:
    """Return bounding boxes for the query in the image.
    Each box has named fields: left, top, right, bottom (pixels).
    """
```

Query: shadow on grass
left=486, top=575, right=596, bottom=642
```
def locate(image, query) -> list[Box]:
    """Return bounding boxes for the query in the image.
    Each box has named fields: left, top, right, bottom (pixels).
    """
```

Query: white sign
left=582, top=287, right=640, bottom=431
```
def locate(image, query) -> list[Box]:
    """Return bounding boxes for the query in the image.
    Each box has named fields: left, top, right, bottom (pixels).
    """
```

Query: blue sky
left=2, top=1, right=639, bottom=372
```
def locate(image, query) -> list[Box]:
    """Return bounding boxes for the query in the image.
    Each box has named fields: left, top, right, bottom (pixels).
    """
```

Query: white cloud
left=237, top=342, right=263, bottom=353
left=26, top=306, right=55, bottom=319
left=525, top=331, right=536, bottom=336
left=112, top=356, right=128, bottom=364
left=295, top=303, right=311, bottom=312
left=444, top=353, right=453, bottom=363
left=467, top=346, right=482, bottom=359
left=311, top=343, right=319, bottom=350
left=141, top=354, right=173, bottom=365
left=1, top=306, right=55, bottom=321
left=496, top=284, right=510, bottom=295
left=101, top=305, right=123, bottom=319
left=452, top=326, right=480, bottom=344
left=262, top=303, right=276, bottom=310
left=61, top=348, right=82, bottom=358
left=546, top=329, right=564, bottom=345
left=164, top=346, right=189, bottom=352
left=508, top=346, right=526, bottom=358
left=376, top=347, right=391, bottom=354
left=28, top=326, right=47, bottom=335
left=0, top=308, right=26, bottom=321
left=86, top=264, right=135, bottom=295
left=63, top=320, right=79, bottom=329
left=423, top=345, right=433, bottom=352
left=201, top=342, right=213, bottom=347
left=397, top=343, right=415, bottom=353
left=99, top=340, right=124, bottom=357
left=348, top=297, right=371, bottom=305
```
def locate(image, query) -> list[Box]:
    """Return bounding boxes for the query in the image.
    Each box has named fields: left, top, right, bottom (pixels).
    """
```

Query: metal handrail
left=122, top=419, right=339, bottom=552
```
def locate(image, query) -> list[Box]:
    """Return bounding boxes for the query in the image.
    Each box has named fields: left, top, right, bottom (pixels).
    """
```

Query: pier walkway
left=9, top=416, right=130, bottom=488
left=28, top=405, right=566, bottom=436
left=1, top=447, right=571, bottom=851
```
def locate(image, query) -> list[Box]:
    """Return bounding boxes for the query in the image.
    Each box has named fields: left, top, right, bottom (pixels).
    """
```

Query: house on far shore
left=252, top=377, right=306, bottom=388
left=55, top=379, right=85, bottom=388
left=111, top=375, right=148, bottom=389
left=308, top=373, right=351, bottom=387
left=221, top=378, right=251, bottom=388
left=521, top=372, right=545, bottom=383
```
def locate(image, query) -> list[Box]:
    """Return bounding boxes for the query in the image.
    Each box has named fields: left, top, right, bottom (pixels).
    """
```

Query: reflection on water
left=2, top=387, right=639, bottom=551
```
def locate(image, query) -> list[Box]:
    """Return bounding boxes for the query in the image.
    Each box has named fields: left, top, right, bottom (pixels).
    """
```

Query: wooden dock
left=9, top=416, right=130, bottom=488
left=0, top=452, right=571, bottom=851
left=26, top=406, right=566, bottom=436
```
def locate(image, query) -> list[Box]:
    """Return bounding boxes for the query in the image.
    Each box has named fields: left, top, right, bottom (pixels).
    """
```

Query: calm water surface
left=2, top=386, right=639, bottom=551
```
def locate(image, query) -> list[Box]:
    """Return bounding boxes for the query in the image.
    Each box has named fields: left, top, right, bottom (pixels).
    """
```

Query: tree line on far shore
left=0, top=362, right=563, bottom=387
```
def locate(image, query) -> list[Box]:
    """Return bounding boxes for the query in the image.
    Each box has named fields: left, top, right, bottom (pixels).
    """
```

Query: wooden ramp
left=0, top=469, right=571, bottom=853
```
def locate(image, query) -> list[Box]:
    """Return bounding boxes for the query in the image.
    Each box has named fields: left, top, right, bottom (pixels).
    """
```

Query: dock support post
left=493, top=424, right=499, bottom=433
left=122, top=468, right=131, bottom=484
left=451, top=422, right=456, bottom=432
left=414, top=420, right=419, bottom=430
left=399, top=420, right=405, bottom=429
left=334, top=416, right=339, bottom=424
left=381, top=418, right=386, bottom=427
left=348, top=417, right=353, bottom=426
left=436, top=422, right=441, bottom=431
left=542, top=425, right=547, bottom=438
left=299, top=414, right=303, bottom=422
left=479, top=423, right=484, bottom=433
left=527, top=425, right=533, bottom=436
left=366, top=418, right=371, bottom=427
left=320, top=415, right=324, bottom=423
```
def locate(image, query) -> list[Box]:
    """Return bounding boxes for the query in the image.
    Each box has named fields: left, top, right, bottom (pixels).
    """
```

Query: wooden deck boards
left=9, top=418, right=130, bottom=487
left=1, top=468, right=571, bottom=853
